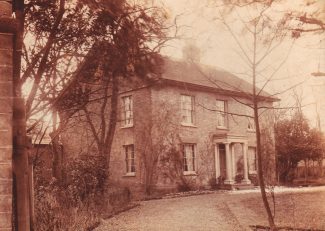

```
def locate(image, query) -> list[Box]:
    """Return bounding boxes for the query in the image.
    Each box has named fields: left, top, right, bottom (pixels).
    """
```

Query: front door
left=218, top=144, right=227, bottom=180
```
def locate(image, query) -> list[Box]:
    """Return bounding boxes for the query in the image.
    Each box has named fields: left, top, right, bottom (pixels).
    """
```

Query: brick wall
left=61, top=80, right=275, bottom=197
left=0, top=31, right=14, bottom=230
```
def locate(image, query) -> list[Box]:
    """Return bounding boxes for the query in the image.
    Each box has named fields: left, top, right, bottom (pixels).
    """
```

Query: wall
left=149, top=84, right=274, bottom=188
left=60, top=86, right=153, bottom=198
left=60, top=81, right=275, bottom=197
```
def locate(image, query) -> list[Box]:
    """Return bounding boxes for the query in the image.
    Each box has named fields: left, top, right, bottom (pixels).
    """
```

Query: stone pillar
left=231, top=144, right=236, bottom=181
left=214, top=144, right=220, bottom=182
left=224, top=142, right=234, bottom=184
left=242, top=142, right=251, bottom=184
left=0, top=2, right=14, bottom=229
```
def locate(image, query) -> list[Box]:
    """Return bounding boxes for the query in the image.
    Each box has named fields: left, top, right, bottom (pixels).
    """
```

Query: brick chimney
left=182, top=41, right=201, bottom=63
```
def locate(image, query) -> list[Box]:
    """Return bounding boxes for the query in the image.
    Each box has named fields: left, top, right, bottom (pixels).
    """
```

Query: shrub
left=34, top=154, right=108, bottom=230
left=235, top=174, right=244, bottom=183
left=208, top=177, right=218, bottom=189
left=62, top=154, right=107, bottom=206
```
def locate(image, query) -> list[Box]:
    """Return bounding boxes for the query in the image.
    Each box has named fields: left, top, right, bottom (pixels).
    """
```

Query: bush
left=208, top=177, right=218, bottom=189
left=63, top=154, right=107, bottom=206
left=34, top=154, right=108, bottom=230
left=235, top=174, right=244, bottom=183
left=249, top=174, right=258, bottom=186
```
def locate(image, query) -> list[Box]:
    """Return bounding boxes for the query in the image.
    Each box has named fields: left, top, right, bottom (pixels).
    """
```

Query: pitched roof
left=161, top=58, right=277, bottom=101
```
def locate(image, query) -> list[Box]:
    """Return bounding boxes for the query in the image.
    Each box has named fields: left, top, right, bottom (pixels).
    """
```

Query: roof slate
left=161, top=59, right=274, bottom=99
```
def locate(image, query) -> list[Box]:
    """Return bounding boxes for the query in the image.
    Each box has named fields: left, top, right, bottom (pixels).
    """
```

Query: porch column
left=214, top=144, right=220, bottom=182
left=224, top=142, right=234, bottom=184
left=231, top=144, right=236, bottom=180
left=242, top=142, right=251, bottom=184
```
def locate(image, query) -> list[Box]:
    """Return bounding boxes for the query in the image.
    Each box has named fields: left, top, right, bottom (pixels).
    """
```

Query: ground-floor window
left=124, top=144, right=135, bottom=175
left=183, top=143, right=196, bottom=173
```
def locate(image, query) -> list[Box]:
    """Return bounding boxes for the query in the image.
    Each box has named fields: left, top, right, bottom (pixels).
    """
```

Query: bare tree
left=137, top=101, right=182, bottom=195
left=198, top=1, right=302, bottom=229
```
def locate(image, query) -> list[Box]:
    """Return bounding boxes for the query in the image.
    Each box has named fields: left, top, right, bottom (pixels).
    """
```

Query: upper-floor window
left=183, top=143, right=196, bottom=173
left=247, top=107, right=255, bottom=131
left=216, top=100, right=227, bottom=128
left=124, top=144, right=135, bottom=175
left=122, top=95, right=133, bottom=127
left=181, top=95, right=195, bottom=125
left=247, top=117, right=256, bottom=131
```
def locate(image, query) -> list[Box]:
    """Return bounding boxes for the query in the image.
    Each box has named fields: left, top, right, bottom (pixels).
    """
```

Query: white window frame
left=182, top=143, right=196, bottom=175
left=246, top=107, right=255, bottom=132
left=124, top=144, right=135, bottom=176
left=181, top=95, right=195, bottom=126
left=247, top=117, right=256, bottom=131
left=122, top=95, right=133, bottom=127
left=216, top=100, right=227, bottom=128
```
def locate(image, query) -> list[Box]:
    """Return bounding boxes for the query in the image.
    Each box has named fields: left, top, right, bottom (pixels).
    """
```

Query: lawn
left=232, top=189, right=325, bottom=230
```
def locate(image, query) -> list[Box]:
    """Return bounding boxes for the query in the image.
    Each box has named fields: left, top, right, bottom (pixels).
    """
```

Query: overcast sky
left=159, top=0, right=325, bottom=129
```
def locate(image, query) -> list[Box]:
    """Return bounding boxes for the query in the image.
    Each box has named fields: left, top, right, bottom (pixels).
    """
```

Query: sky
left=158, top=0, right=325, bottom=130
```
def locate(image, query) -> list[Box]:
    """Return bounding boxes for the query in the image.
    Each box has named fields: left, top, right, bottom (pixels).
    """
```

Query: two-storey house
left=61, top=58, right=277, bottom=196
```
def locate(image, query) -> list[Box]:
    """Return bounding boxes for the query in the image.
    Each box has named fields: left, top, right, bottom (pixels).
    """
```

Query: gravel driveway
left=95, top=187, right=325, bottom=231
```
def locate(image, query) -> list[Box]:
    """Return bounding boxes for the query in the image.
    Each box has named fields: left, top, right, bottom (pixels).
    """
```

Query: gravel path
left=95, top=187, right=325, bottom=231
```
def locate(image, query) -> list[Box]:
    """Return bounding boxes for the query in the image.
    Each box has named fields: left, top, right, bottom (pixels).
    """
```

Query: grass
left=238, top=190, right=325, bottom=230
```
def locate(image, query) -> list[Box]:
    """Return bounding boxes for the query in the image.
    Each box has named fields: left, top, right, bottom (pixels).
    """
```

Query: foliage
left=217, top=0, right=325, bottom=38
left=33, top=153, right=109, bottom=230
left=275, top=112, right=325, bottom=182
left=62, top=154, right=108, bottom=205
left=23, top=0, right=170, bottom=129
left=235, top=174, right=244, bottom=183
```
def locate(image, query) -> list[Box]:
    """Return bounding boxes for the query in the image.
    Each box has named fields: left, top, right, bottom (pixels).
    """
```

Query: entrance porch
left=214, top=133, right=253, bottom=189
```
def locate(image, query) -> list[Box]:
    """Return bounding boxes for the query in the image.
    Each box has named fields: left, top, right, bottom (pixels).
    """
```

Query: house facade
left=61, top=59, right=277, bottom=196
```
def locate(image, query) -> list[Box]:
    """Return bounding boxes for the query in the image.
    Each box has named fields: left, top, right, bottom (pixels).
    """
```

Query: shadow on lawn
left=250, top=225, right=325, bottom=231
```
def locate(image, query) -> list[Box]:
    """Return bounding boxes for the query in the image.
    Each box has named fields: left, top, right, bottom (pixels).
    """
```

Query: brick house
left=60, top=58, right=277, bottom=196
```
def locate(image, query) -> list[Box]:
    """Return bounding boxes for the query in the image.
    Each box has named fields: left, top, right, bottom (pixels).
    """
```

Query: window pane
left=181, top=95, right=194, bottom=124
left=122, top=96, right=133, bottom=126
left=124, top=145, right=135, bottom=173
left=183, top=144, right=195, bottom=172
left=216, top=100, right=226, bottom=127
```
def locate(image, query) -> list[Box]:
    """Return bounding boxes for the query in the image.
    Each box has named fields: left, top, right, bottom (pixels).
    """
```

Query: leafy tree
left=275, top=112, right=310, bottom=182
left=275, top=112, right=324, bottom=182
left=20, top=0, right=172, bottom=178
left=55, top=0, right=169, bottom=171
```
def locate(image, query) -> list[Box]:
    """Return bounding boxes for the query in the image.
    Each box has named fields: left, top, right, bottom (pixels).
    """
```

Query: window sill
left=249, top=171, right=257, bottom=175
left=216, top=126, right=228, bottom=130
left=247, top=129, right=256, bottom=133
left=181, top=123, right=197, bottom=128
left=121, top=124, right=134, bottom=129
left=183, top=171, right=197, bottom=176
left=123, top=172, right=136, bottom=177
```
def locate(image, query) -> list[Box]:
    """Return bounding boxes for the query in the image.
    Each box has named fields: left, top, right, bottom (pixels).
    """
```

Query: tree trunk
left=103, top=74, right=119, bottom=171
left=254, top=104, right=277, bottom=230
left=318, top=158, right=323, bottom=178
left=304, top=159, right=308, bottom=183
left=51, top=110, right=63, bottom=181
left=252, top=25, right=277, bottom=230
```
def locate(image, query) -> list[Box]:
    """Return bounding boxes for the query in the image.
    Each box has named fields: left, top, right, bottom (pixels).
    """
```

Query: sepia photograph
left=0, top=0, right=324, bottom=230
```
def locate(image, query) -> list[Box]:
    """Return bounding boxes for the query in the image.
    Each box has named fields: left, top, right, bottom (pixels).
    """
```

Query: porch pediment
left=213, top=132, right=247, bottom=144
